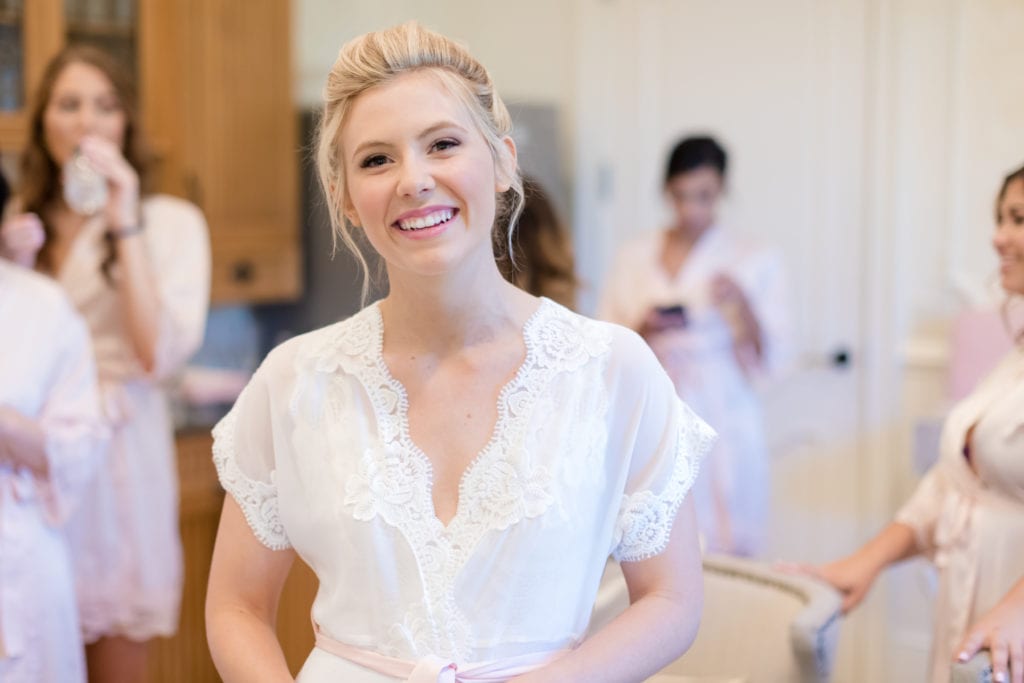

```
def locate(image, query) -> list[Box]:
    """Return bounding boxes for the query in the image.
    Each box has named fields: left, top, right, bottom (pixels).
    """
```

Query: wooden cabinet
left=0, top=0, right=302, bottom=304
left=155, top=430, right=318, bottom=682
left=0, top=1, right=63, bottom=147
left=140, top=0, right=302, bottom=304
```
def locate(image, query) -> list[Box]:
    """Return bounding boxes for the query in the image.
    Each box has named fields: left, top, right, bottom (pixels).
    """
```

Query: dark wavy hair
left=997, top=163, right=1024, bottom=344
left=496, top=176, right=578, bottom=309
left=19, top=44, right=151, bottom=277
left=665, top=135, right=727, bottom=184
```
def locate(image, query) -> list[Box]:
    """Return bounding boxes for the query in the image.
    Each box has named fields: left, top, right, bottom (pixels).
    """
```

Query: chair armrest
left=950, top=650, right=993, bottom=683
left=702, top=554, right=843, bottom=683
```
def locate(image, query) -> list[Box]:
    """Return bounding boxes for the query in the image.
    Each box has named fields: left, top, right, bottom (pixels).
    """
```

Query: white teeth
left=397, top=209, right=454, bottom=231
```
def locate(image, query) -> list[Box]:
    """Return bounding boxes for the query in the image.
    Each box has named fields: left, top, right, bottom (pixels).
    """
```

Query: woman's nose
left=396, top=158, right=435, bottom=197
left=993, top=222, right=1011, bottom=251
left=76, top=105, right=100, bottom=134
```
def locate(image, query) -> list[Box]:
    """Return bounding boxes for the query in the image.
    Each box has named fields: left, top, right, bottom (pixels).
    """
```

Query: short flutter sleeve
left=611, top=347, right=716, bottom=563
left=143, top=196, right=212, bottom=380
left=894, top=460, right=954, bottom=557
left=211, top=363, right=290, bottom=550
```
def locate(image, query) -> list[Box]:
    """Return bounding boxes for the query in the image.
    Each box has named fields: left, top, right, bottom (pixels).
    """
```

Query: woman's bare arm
left=512, top=498, right=703, bottom=683
left=206, top=495, right=297, bottom=682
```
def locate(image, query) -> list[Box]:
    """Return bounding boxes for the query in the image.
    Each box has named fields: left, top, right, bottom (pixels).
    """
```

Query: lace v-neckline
left=367, top=298, right=551, bottom=530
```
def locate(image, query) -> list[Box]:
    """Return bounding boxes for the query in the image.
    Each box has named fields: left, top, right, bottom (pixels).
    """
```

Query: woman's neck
left=667, top=221, right=713, bottom=248
left=379, top=258, right=538, bottom=357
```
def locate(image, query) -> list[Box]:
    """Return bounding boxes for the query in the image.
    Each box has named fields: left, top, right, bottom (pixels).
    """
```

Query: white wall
left=293, top=0, right=578, bottom=201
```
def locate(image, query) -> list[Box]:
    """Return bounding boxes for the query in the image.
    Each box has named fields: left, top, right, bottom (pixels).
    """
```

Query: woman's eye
left=98, top=99, right=121, bottom=114
left=432, top=138, right=460, bottom=153
left=56, top=98, right=79, bottom=112
left=360, top=154, right=389, bottom=169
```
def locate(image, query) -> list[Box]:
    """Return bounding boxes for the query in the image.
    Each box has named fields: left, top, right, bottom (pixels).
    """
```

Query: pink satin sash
left=313, top=621, right=568, bottom=683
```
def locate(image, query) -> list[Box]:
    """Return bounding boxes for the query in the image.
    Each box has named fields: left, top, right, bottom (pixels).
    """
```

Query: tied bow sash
left=313, top=621, right=569, bottom=682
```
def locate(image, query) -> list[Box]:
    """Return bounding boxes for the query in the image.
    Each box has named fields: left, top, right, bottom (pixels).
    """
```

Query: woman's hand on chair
left=777, top=555, right=877, bottom=614
left=956, top=585, right=1024, bottom=683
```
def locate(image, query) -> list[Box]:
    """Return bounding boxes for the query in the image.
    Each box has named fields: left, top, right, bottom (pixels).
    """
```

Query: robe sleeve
left=211, top=360, right=291, bottom=550
left=609, top=336, right=716, bottom=562
left=142, top=196, right=212, bottom=380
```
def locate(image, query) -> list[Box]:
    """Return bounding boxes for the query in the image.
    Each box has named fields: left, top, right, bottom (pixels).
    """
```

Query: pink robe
left=59, top=195, right=210, bottom=641
left=0, top=260, right=107, bottom=682
left=896, top=347, right=1024, bottom=683
left=600, top=226, right=789, bottom=555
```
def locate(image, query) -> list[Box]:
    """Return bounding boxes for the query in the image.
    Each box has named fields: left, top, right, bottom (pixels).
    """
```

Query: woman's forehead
left=341, top=70, right=479, bottom=147
left=55, top=62, right=115, bottom=91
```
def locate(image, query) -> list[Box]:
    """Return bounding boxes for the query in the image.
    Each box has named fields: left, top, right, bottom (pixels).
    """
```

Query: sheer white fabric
left=213, top=299, right=714, bottom=681
left=896, top=347, right=1024, bottom=683
left=599, top=226, right=789, bottom=556
left=0, top=261, right=107, bottom=682
left=59, top=195, right=211, bottom=641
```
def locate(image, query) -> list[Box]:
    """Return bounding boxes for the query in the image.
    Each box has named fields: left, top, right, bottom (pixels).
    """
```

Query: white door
left=573, top=1, right=903, bottom=679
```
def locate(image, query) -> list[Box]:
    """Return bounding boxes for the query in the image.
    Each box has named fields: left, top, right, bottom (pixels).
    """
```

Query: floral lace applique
left=345, top=443, right=441, bottom=531
left=613, top=401, right=714, bottom=562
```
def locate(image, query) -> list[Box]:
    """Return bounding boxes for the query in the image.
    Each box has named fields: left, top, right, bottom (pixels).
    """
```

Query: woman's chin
left=1000, top=276, right=1024, bottom=298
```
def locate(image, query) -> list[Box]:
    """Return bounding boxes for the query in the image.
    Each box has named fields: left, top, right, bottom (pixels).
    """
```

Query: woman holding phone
left=600, top=136, right=789, bottom=556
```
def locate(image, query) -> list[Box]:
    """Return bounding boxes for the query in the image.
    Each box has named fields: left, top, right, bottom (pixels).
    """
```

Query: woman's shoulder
left=141, top=194, right=207, bottom=228
left=252, top=304, right=382, bottom=387
left=1, top=259, right=74, bottom=315
left=543, top=300, right=661, bottom=372
left=612, top=229, right=663, bottom=263
left=1, top=260, right=87, bottom=346
left=969, top=345, right=1024, bottom=398
left=712, top=227, right=784, bottom=268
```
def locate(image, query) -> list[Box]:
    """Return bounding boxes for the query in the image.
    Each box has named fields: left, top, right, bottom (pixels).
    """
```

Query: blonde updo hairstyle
left=315, top=21, right=523, bottom=299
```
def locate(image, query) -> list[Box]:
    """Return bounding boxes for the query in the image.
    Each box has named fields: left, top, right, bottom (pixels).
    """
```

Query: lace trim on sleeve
left=612, top=403, right=715, bottom=562
left=211, top=408, right=290, bottom=550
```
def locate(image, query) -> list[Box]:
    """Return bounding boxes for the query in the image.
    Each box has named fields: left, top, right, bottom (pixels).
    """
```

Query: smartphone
left=654, top=304, right=688, bottom=328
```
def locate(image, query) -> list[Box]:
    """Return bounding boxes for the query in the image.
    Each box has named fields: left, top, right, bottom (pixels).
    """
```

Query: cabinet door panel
left=210, top=227, right=302, bottom=303
left=0, top=0, right=63, bottom=152
left=183, top=0, right=301, bottom=303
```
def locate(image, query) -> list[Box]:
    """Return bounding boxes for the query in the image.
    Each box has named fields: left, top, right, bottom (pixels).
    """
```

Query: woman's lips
left=393, top=206, right=458, bottom=230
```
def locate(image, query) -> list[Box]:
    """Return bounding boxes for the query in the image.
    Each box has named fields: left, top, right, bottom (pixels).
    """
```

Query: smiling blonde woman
left=205, top=21, right=714, bottom=683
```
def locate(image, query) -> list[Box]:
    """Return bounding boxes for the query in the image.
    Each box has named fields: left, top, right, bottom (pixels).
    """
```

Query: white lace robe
left=213, top=298, right=715, bottom=681
left=0, top=261, right=107, bottom=683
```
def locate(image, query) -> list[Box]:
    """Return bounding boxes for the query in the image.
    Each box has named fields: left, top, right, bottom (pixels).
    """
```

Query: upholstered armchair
left=591, top=554, right=843, bottom=683
left=950, top=651, right=993, bottom=683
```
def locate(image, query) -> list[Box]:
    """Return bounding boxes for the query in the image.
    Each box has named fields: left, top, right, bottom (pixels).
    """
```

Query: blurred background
left=2, top=1, right=1022, bottom=681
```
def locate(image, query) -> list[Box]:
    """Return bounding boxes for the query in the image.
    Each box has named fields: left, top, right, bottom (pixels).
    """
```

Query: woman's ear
left=333, top=182, right=361, bottom=228
left=495, top=136, right=518, bottom=193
